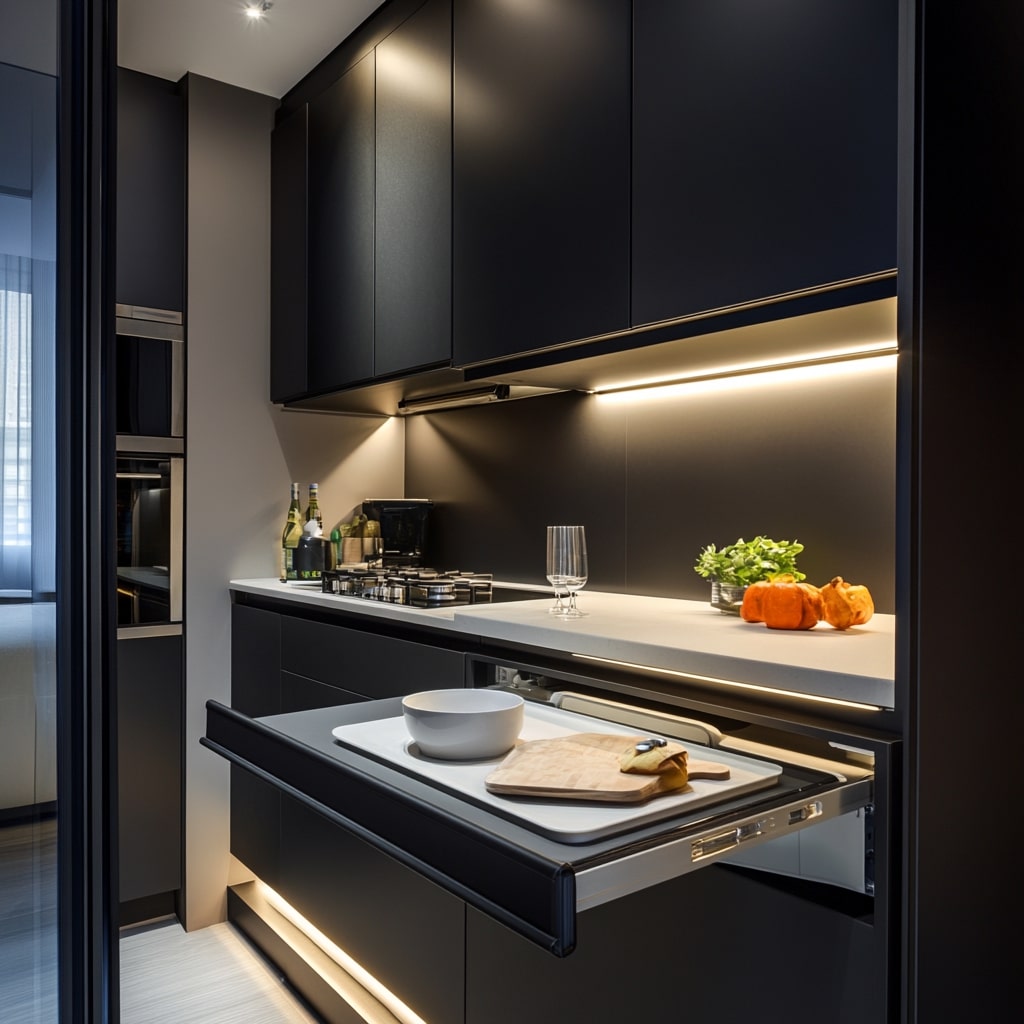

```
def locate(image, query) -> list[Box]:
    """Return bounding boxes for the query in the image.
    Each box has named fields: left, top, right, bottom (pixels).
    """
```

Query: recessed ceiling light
left=245, top=1, right=273, bottom=20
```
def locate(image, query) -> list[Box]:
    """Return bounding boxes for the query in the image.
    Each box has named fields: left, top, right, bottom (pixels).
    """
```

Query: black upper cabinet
left=116, top=69, right=185, bottom=313
left=270, top=105, right=308, bottom=403
left=375, top=0, right=453, bottom=379
left=307, top=51, right=376, bottom=391
left=452, top=0, right=631, bottom=367
left=632, top=0, right=898, bottom=328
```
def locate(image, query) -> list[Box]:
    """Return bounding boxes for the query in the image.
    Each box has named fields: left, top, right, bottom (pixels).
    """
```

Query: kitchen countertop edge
left=229, top=579, right=896, bottom=709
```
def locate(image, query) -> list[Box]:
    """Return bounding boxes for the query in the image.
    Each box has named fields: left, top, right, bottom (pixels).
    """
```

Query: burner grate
left=321, top=568, right=493, bottom=607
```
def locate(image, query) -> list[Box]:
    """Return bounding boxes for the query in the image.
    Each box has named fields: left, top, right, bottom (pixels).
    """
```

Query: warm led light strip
left=570, top=653, right=886, bottom=712
left=255, top=881, right=428, bottom=1024
left=592, top=342, right=898, bottom=397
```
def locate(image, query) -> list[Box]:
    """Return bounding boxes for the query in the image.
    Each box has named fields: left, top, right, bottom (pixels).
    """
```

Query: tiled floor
left=0, top=818, right=319, bottom=1023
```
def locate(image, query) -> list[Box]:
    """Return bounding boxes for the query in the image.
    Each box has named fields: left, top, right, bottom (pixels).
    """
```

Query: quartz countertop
left=230, top=578, right=895, bottom=709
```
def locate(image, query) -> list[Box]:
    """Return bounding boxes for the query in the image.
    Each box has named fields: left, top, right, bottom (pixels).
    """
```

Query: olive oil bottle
left=280, top=482, right=303, bottom=582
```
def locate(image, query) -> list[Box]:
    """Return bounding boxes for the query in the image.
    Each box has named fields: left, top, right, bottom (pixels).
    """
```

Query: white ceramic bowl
left=401, top=688, right=524, bottom=760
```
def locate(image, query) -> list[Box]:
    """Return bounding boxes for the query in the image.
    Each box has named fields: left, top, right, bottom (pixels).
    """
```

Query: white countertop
left=230, top=578, right=896, bottom=710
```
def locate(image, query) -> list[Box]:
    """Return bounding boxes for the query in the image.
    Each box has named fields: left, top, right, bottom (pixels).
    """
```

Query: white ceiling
left=118, top=0, right=386, bottom=99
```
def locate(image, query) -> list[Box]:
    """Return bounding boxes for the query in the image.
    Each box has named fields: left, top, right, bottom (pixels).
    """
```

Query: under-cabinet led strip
left=591, top=343, right=898, bottom=398
left=255, top=881, right=428, bottom=1024
left=570, top=653, right=886, bottom=712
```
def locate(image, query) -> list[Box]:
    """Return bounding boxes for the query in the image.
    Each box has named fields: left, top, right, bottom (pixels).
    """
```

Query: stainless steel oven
left=116, top=451, right=183, bottom=628
left=115, top=303, right=184, bottom=443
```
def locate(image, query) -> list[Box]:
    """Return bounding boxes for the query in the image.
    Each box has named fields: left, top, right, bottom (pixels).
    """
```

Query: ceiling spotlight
left=245, top=1, right=273, bottom=20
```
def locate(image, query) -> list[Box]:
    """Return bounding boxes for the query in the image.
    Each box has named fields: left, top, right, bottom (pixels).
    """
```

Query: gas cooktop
left=321, top=568, right=493, bottom=607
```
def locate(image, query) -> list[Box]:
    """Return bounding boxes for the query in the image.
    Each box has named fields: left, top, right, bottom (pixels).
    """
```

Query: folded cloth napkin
left=619, top=739, right=689, bottom=792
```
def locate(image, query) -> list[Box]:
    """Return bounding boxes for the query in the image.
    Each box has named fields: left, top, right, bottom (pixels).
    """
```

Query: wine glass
left=545, top=526, right=567, bottom=614
left=546, top=526, right=588, bottom=618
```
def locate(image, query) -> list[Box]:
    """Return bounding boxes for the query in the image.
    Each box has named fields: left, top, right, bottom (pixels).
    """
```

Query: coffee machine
left=361, top=498, right=433, bottom=568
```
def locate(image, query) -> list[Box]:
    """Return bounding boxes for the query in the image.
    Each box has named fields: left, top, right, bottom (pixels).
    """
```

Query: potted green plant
left=693, top=536, right=806, bottom=613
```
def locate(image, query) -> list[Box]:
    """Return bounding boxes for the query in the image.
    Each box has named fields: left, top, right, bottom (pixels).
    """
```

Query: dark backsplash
left=405, top=364, right=896, bottom=612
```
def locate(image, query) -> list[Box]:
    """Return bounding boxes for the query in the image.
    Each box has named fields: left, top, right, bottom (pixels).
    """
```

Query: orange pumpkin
left=741, top=574, right=822, bottom=630
left=740, top=580, right=771, bottom=623
left=819, top=576, right=874, bottom=630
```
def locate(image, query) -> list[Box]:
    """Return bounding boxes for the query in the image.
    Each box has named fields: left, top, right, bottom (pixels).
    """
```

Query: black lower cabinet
left=230, top=596, right=471, bottom=1020
left=117, top=631, right=182, bottom=919
left=280, top=796, right=465, bottom=1024
left=467, top=866, right=885, bottom=1024
left=231, top=604, right=284, bottom=889
left=224, top=596, right=893, bottom=1023
left=280, top=614, right=467, bottom=702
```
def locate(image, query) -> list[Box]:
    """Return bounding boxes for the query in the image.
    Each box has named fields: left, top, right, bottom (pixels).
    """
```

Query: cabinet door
left=632, top=0, right=898, bottom=327
left=230, top=604, right=282, bottom=885
left=281, top=616, right=465, bottom=701
left=116, top=69, right=185, bottom=312
left=466, top=865, right=888, bottom=1024
left=307, top=51, right=375, bottom=390
left=452, top=0, right=631, bottom=366
left=270, top=105, right=308, bottom=403
left=281, top=796, right=466, bottom=1024
left=117, top=632, right=182, bottom=904
left=375, top=0, right=452, bottom=378
left=231, top=603, right=282, bottom=716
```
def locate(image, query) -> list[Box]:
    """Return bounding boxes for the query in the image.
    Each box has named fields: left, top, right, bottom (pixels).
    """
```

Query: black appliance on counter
left=321, top=567, right=493, bottom=607
left=361, top=498, right=432, bottom=568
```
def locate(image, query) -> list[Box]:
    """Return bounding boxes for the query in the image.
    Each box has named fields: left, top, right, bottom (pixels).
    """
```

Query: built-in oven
left=115, top=303, right=184, bottom=442
left=116, top=450, right=183, bottom=628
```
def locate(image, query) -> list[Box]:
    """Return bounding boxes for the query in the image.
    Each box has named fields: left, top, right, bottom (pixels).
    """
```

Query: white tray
left=331, top=703, right=782, bottom=844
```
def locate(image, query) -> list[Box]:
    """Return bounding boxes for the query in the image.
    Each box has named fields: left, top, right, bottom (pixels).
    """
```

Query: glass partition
left=0, top=26, right=58, bottom=1023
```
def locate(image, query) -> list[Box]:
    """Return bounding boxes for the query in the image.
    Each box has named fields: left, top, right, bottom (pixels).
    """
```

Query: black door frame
left=56, top=0, right=120, bottom=1020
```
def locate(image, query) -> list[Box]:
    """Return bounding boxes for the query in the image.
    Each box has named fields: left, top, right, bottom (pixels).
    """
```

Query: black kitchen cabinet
left=466, top=867, right=887, bottom=1024
left=231, top=604, right=284, bottom=888
left=116, top=68, right=185, bottom=313
left=229, top=595, right=471, bottom=1021
left=452, top=0, right=631, bottom=367
left=280, top=796, right=466, bottom=1024
left=269, top=105, right=308, bottom=403
left=632, top=0, right=898, bottom=328
left=280, top=614, right=466, bottom=702
left=374, top=0, right=452, bottom=379
left=307, top=50, right=376, bottom=391
left=117, top=631, right=182, bottom=915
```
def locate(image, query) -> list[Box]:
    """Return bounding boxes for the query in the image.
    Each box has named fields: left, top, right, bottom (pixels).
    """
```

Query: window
left=1, top=253, right=34, bottom=594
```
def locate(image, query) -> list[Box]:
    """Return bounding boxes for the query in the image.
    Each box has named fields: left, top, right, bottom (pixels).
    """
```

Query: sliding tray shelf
left=203, top=695, right=873, bottom=957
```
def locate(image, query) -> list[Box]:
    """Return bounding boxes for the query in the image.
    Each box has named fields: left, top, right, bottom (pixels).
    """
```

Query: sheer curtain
left=1, top=253, right=32, bottom=594
left=1, top=252, right=54, bottom=598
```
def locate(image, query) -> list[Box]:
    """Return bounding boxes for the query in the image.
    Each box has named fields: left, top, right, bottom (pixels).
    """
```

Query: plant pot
left=710, top=580, right=747, bottom=615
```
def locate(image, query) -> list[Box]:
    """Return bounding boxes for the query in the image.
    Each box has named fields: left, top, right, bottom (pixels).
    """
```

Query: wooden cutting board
left=485, top=733, right=730, bottom=804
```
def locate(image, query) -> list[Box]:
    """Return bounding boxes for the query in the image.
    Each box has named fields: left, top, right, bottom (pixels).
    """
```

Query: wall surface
left=0, top=0, right=57, bottom=75
left=183, top=74, right=402, bottom=929
left=407, top=356, right=897, bottom=611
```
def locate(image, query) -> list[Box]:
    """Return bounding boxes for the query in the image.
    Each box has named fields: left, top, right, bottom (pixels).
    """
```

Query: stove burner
left=321, top=568, right=493, bottom=607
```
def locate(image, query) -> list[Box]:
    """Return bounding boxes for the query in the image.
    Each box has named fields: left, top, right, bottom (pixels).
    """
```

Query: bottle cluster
left=280, top=482, right=324, bottom=582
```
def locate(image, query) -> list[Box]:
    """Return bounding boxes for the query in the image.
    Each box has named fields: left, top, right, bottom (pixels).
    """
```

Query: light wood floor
left=121, top=919, right=321, bottom=1024
left=0, top=817, right=57, bottom=1024
left=1, top=818, right=321, bottom=1023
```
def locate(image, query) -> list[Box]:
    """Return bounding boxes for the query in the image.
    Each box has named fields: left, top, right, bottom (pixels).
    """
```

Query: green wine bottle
left=304, top=482, right=323, bottom=530
left=280, top=482, right=303, bottom=582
